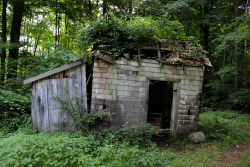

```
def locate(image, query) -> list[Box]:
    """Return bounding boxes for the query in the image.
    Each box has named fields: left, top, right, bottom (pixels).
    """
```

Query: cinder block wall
left=91, top=58, right=204, bottom=136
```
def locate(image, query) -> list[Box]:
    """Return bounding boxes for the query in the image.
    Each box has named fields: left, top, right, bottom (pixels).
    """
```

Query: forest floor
left=153, top=110, right=250, bottom=166
left=155, top=138, right=250, bottom=166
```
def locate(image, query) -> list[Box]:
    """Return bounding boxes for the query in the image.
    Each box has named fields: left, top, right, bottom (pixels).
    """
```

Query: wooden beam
left=23, top=58, right=85, bottom=84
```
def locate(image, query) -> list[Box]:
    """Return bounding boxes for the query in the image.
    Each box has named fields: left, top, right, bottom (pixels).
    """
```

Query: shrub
left=0, top=89, right=30, bottom=133
left=113, top=122, right=162, bottom=147
left=0, top=131, right=174, bottom=166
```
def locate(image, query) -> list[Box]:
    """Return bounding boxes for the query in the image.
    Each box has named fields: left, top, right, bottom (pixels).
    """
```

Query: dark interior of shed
left=147, top=80, right=173, bottom=129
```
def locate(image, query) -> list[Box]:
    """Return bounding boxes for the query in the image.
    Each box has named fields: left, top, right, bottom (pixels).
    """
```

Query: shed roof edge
left=23, top=58, right=86, bottom=85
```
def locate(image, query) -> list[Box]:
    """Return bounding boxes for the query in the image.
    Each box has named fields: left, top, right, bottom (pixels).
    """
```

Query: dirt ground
left=215, top=142, right=250, bottom=167
left=154, top=137, right=250, bottom=166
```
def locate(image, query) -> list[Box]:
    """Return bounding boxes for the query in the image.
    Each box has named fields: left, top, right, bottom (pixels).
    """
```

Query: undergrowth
left=1, top=110, right=249, bottom=166
left=0, top=130, right=174, bottom=167
left=168, top=110, right=250, bottom=147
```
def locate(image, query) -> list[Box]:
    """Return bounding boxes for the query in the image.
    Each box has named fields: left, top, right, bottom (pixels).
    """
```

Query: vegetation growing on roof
left=79, top=13, right=187, bottom=58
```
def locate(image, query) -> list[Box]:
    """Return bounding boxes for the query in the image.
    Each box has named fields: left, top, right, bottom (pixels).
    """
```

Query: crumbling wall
left=91, top=58, right=204, bottom=136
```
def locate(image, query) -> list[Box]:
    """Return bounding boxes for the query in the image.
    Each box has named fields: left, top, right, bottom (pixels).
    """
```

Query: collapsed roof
left=89, top=39, right=212, bottom=68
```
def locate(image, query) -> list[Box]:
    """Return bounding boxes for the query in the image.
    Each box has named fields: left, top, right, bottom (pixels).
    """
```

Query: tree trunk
left=103, top=0, right=107, bottom=16
left=1, top=0, right=7, bottom=82
left=234, top=0, right=239, bottom=90
left=200, top=4, right=209, bottom=51
left=129, top=0, right=133, bottom=14
left=33, top=35, right=40, bottom=57
left=8, top=0, right=25, bottom=79
left=244, top=0, right=248, bottom=88
left=55, top=0, right=58, bottom=49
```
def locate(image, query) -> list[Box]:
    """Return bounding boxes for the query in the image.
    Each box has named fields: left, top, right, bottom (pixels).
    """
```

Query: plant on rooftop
left=78, top=13, right=186, bottom=59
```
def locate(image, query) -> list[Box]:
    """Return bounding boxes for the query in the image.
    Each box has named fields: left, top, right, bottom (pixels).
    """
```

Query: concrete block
left=138, top=92, right=147, bottom=98
left=109, top=68, right=118, bottom=74
left=139, top=87, right=146, bottom=93
left=134, top=102, right=144, bottom=108
left=129, top=86, right=139, bottom=92
left=185, top=66, right=203, bottom=72
left=137, top=76, right=147, bottom=82
left=127, top=75, right=137, bottom=81
left=180, top=90, right=201, bottom=96
left=107, top=84, right=116, bottom=90
left=178, top=105, right=199, bottom=111
left=97, top=78, right=107, bottom=84
left=188, top=70, right=204, bottom=76
left=178, top=124, right=193, bottom=130
left=109, top=73, right=118, bottom=79
left=178, top=115, right=191, bottom=120
left=124, top=101, right=135, bottom=107
left=116, top=85, right=126, bottom=91
left=92, top=89, right=104, bottom=94
left=92, top=78, right=98, bottom=83
left=140, top=59, right=159, bottom=64
left=116, top=58, right=128, bottom=65
left=179, top=100, right=196, bottom=106
left=185, top=75, right=203, bottom=81
left=133, top=107, right=144, bottom=113
left=91, top=94, right=104, bottom=99
left=128, top=61, right=139, bottom=67
left=181, top=79, right=202, bottom=86
left=135, top=81, right=144, bottom=87
left=183, top=120, right=194, bottom=125
left=182, top=85, right=202, bottom=91
left=150, top=67, right=161, bottom=73
left=117, top=74, right=128, bottom=80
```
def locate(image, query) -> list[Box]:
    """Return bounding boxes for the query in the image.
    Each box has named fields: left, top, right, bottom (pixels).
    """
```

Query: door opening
left=147, top=80, right=173, bottom=129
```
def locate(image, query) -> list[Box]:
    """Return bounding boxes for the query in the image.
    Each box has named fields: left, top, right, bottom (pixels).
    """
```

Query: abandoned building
left=23, top=59, right=87, bottom=132
left=24, top=39, right=212, bottom=137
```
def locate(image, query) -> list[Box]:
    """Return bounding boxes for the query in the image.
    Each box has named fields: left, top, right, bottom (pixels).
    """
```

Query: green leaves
left=53, top=88, right=111, bottom=134
left=0, top=131, right=175, bottom=166
left=79, top=13, right=186, bottom=58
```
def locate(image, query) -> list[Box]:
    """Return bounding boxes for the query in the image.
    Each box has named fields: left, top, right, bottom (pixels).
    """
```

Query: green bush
left=0, top=89, right=30, bottom=133
left=113, top=122, right=162, bottom=147
left=0, top=131, right=174, bottom=167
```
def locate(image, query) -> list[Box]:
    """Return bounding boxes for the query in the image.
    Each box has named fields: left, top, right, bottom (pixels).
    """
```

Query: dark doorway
left=147, top=80, right=173, bottom=129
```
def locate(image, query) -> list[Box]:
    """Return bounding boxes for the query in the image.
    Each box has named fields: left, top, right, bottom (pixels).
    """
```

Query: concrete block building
left=90, top=39, right=212, bottom=137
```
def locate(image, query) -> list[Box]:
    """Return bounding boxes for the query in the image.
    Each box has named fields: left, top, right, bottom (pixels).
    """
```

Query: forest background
left=0, top=0, right=249, bottom=131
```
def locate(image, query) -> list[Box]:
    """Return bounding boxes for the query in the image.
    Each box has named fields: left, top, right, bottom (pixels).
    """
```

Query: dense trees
left=0, top=0, right=249, bottom=113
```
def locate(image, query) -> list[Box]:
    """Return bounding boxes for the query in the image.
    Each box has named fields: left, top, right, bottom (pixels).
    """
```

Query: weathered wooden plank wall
left=31, top=64, right=87, bottom=132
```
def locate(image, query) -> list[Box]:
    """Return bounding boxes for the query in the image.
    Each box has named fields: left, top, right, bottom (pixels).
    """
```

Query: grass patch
left=199, top=110, right=250, bottom=146
left=240, top=150, right=250, bottom=167
left=168, top=110, right=250, bottom=166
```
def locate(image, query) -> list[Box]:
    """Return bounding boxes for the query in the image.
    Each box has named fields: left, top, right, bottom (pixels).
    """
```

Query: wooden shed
left=23, top=59, right=87, bottom=132
left=90, top=39, right=212, bottom=137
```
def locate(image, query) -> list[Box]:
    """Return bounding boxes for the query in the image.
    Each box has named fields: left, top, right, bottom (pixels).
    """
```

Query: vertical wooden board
left=59, top=78, right=70, bottom=131
left=47, top=79, right=60, bottom=131
left=68, top=78, right=78, bottom=132
left=76, top=64, right=87, bottom=108
left=40, top=80, right=50, bottom=132
left=31, top=83, right=38, bottom=129
left=36, top=81, right=42, bottom=130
